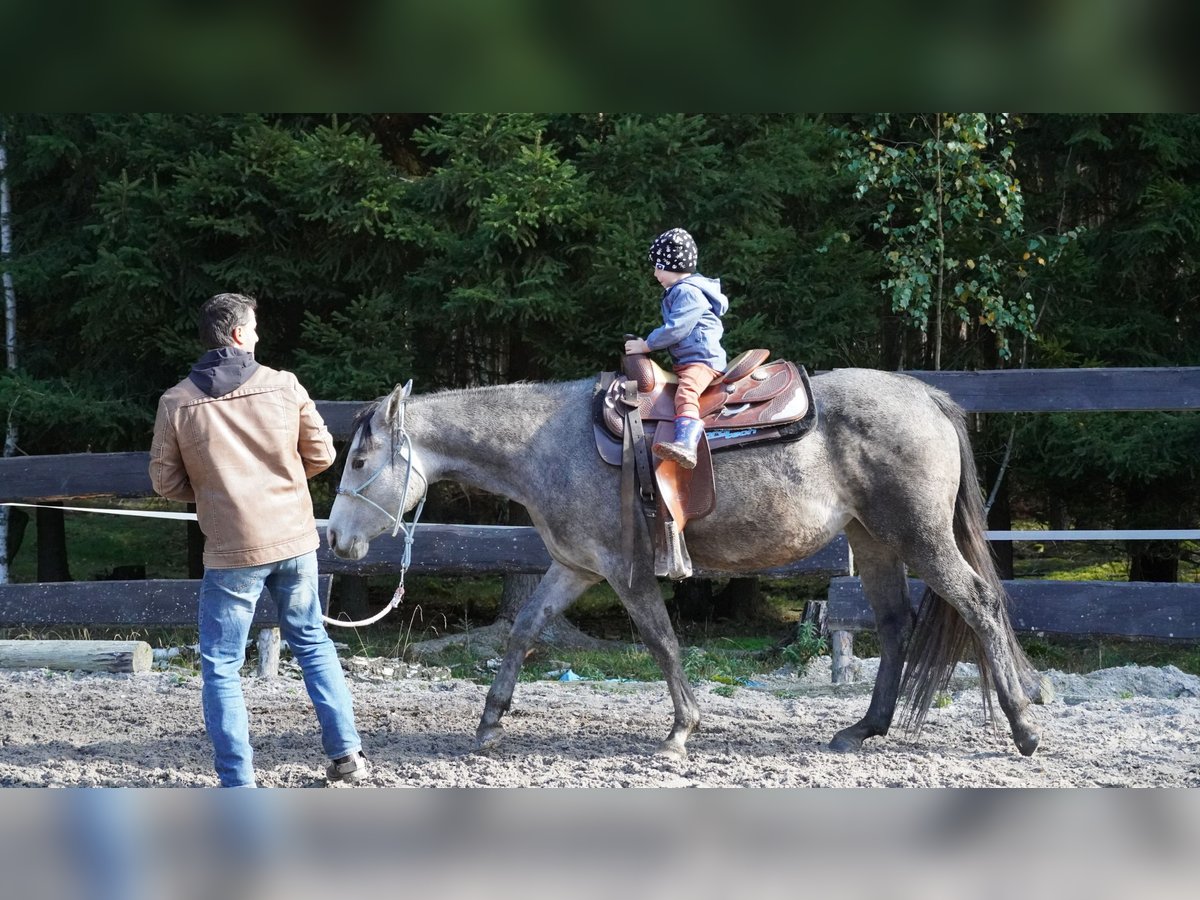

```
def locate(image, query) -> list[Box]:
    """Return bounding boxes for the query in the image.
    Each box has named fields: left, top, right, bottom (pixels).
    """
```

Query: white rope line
left=986, top=529, right=1200, bottom=541
left=4, top=502, right=1197, bottom=542
left=0, top=501, right=198, bottom=521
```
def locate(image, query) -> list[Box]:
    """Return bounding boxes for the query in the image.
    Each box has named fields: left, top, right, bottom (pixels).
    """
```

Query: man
left=150, top=293, right=366, bottom=787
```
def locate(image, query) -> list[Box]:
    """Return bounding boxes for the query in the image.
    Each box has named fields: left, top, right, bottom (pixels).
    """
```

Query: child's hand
left=624, top=338, right=651, bottom=355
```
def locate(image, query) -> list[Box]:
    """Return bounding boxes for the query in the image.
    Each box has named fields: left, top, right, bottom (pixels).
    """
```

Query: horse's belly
left=686, top=493, right=846, bottom=573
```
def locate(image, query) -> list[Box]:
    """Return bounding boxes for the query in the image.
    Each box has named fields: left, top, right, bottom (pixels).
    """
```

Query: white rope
left=0, top=501, right=198, bottom=520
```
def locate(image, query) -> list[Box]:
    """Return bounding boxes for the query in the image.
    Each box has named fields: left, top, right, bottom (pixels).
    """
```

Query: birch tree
left=1, top=127, right=17, bottom=584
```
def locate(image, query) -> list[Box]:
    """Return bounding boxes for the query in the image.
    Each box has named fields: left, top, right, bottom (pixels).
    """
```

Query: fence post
left=256, top=628, right=280, bottom=678
left=36, top=502, right=71, bottom=582
left=831, top=631, right=855, bottom=684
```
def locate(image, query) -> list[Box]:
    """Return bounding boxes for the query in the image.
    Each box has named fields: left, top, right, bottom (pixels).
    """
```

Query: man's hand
left=624, top=337, right=651, bottom=355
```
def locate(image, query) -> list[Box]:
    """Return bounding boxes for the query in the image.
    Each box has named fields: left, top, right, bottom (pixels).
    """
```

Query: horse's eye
left=351, top=458, right=365, bottom=470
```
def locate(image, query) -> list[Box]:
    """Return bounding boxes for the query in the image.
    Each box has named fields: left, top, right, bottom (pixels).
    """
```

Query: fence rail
left=2, top=367, right=1198, bottom=644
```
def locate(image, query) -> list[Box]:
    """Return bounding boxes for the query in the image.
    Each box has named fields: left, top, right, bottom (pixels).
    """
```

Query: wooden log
left=827, top=577, right=1200, bottom=641
left=0, top=639, right=152, bottom=673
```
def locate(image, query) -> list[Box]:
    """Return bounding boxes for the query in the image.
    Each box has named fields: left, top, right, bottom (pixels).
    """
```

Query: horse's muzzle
left=327, top=527, right=367, bottom=561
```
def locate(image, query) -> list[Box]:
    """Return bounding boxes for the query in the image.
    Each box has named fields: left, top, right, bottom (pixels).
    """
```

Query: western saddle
left=594, top=348, right=816, bottom=581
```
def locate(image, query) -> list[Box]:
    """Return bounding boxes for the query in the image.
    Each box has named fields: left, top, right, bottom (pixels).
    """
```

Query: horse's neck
left=407, top=381, right=584, bottom=509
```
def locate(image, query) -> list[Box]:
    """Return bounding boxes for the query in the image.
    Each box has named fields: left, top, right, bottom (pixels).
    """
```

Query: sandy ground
left=1, top=656, right=1198, bottom=787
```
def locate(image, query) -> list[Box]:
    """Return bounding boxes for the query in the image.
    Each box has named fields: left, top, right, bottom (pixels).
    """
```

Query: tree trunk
left=3, top=505, right=28, bottom=569
left=713, top=577, right=762, bottom=622
left=498, top=572, right=541, bottom=623
left=670, top=578, right=714, bottom=621
left=1128, top=544, right=1179, bottom=583
left=36, top=503, right=71, bottom=582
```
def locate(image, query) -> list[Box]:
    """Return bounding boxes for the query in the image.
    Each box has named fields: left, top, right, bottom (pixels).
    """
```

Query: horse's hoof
left=829, top=731, right=863, bottom=753
left=473, top=724, right=504, bottom=753
left=1015, top=729, right=1040, bottom=757
left=655, top=740, right=688, bottom=762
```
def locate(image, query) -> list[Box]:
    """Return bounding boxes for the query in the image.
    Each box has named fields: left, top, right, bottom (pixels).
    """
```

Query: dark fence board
left=0, top=576, right=331, bottom=627
left=899, top=367, right=1200, bottom=413
left=6, top=368, right=1199, bottom=502
left=0, top=452, right=152, bottom=503
left=317, top=401, right=364, bottom=441
left=827, top=576, right=1200, bottom=641
left=317, top=526, right=850, bottom=578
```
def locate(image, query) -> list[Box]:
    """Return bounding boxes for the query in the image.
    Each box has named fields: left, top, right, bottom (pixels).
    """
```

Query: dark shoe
left=652, top=417, right=705, bottom=469
left=326, top=750, right=369, bottom=784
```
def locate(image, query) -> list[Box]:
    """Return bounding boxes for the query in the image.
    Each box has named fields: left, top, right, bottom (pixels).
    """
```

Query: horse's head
left=327, top=381, right=428, bottom=560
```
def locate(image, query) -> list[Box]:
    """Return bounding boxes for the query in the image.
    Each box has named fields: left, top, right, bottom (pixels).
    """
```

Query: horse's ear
left=383, top=382, right=409, bottom=424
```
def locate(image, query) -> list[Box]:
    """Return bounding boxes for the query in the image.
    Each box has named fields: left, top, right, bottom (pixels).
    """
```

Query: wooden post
left=256, top=628, right=280, bottom=678
left=186, top=504, right=204, bottom=579
left=36, top=502, right=71, bottom=582
left=333, top=574, right=370, bottom=622
left=831, top=630, right=855, bottom=684
left=0, top=639, right=152, bottom=673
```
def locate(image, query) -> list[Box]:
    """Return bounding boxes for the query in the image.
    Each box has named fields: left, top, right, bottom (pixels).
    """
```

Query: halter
left=326, top=390, right=427, bottom=628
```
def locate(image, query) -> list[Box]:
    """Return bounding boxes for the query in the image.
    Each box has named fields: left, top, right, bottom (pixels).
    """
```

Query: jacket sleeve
left=295, top=377, right=336, bottom=478
left=148, top=397, right=195, bottom=503
left=645, top=284, right=707, bottom=351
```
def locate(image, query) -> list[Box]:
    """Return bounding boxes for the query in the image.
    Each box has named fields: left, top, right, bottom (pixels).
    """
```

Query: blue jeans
left=199, top=551, right=361, bottom=787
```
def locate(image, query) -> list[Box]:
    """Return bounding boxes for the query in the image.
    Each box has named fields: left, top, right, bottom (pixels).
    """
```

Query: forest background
left=2, top=113, right=1198, bottom=586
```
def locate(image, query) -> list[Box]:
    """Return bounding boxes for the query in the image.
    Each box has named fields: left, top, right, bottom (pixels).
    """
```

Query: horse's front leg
left=473, top=563, right=598, bottom=753
left=612, top=571, right=701, bottom=761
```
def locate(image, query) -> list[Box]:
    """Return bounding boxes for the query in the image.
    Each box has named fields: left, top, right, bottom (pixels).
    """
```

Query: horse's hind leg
left=473, top=562, right=599, bottom=753
left=611, top=570, right=701, bottom=761
left=917, top=549, right=1041, bottom=756
left=830, top=521, right=913, bottom=753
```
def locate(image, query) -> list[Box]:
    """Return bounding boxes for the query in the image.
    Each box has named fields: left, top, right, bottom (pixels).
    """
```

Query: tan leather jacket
left=149, top=365, right=335, bottom=569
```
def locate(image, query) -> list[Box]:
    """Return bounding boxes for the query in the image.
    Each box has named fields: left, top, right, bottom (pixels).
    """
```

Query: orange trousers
left=672, top=363, right=723, bottom=420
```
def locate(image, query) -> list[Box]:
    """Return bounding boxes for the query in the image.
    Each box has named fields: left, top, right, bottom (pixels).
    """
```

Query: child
left=624, top=227, right=729, bottom=469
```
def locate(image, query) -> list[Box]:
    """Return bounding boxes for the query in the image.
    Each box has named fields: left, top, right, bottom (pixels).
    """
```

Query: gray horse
left=326, top=368, right=1050, bottom=760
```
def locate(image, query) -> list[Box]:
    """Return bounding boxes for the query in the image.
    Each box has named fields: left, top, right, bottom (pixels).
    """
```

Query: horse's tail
left=899, top=389, right=1039, bottom=731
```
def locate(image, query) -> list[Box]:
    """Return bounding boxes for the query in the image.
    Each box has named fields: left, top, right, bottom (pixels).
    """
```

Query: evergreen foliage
left=3, top=113, right=1198, bottom=576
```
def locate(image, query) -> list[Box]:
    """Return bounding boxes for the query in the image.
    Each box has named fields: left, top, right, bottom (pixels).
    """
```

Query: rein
left=327, top=395, right=426, bottom=628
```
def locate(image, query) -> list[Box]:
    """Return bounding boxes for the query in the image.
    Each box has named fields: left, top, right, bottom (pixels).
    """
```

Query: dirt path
left=2, top=659, right=1198, bottom=787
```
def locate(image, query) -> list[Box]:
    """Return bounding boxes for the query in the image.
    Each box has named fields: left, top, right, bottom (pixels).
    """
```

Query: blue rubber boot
left=653, top=417, right=705, bottom=469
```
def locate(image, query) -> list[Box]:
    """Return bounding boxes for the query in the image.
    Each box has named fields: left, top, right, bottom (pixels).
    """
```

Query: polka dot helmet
left=648, top=227, right=698, bottom=273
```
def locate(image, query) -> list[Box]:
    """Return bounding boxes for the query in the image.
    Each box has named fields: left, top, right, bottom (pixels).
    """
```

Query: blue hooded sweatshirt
left=645, top=274, right=729, bottom=370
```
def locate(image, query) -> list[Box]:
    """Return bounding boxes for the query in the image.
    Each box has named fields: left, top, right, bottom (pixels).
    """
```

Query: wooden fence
left=2, top=367, right=1199, bottom=666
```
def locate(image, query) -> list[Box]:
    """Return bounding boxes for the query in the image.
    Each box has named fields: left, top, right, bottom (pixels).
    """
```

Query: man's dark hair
left=199, top=293, right=258, bottom=348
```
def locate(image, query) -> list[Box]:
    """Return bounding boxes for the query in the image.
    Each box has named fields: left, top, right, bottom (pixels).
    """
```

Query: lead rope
left=321, top=400, right=426, bottom=629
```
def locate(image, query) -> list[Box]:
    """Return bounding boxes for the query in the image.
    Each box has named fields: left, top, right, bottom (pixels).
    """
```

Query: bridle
left=326, top=388, right=426, bottom=628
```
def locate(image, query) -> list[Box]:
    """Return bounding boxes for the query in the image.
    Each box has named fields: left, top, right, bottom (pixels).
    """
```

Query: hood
left=682, top=274, right=729, bottom=316
left=188, top=347, right=261, bottom=398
